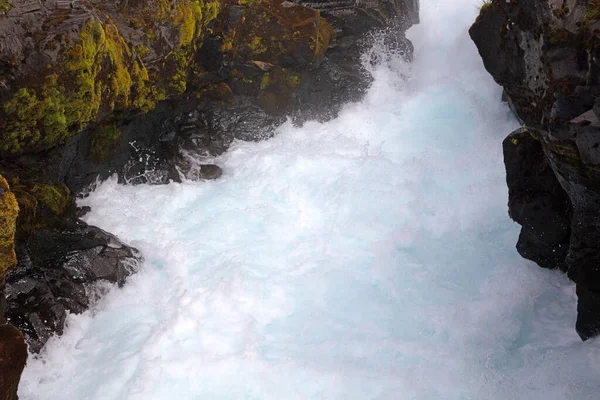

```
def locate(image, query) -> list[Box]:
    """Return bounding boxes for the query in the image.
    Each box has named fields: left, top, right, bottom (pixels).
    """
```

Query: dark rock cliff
left=470, top=0, right=600, bottom=340
left=0, top=0, right=418, bottom=388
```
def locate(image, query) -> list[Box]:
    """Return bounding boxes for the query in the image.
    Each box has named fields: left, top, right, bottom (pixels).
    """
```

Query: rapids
left=19, top=1, right=600, bottom=399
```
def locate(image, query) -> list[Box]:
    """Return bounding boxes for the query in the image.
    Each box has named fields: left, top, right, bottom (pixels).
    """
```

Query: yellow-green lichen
left=0, top=174, right=18, bottom=278
left=0, top=0, right=12, bottom=16
left=30, top=184, right=70, bottom=216
left=1, top=18, right=156, bottom=155
left=90, top=123, right=122, bottom=161
left=584, top=0, right=600, bottom=23
left=10, top=181, right=71, bottom=236
left=260, top=73, right=271, bottom=90
left=249, top=36, right=267, bottom=55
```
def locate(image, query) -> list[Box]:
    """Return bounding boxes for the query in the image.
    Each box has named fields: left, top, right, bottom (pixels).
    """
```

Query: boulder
left=0, top=324, right=27, bottom=400
left=6, top=220, right=141, bottom=353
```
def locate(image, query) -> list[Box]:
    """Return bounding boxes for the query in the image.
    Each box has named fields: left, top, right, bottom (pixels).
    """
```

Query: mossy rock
left=0, top=175, right=18, bottom=278
left=0, top=0, right=12, bottom=16
left=9, top=180, right=72, bottom=237
left=90, top=123, right=122, bottom=161
left=0, top=0, right=332, bottom=157
left=0, top=0, right=222, bottom=157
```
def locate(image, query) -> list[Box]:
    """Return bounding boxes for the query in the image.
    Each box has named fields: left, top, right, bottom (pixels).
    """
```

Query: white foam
left=19, top=1, right=600, bottom=399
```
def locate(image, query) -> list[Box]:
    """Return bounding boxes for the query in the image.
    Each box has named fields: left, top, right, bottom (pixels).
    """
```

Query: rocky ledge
left=0, top=0, right=418, bottom=396
left=470, top=0, right=600, bottom=340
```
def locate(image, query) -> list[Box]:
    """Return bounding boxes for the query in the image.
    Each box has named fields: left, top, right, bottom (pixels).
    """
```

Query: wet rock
left=5, top=220, right=141, bottom=352
left=0, top=175, right=18, bottom=278
left=291, top=0, right=416, bottom=122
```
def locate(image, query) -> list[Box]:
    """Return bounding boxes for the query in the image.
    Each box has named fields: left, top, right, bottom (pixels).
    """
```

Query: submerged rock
left=470, top=0, right=600, bottom=339
left=0, top=175, right=26, bottom=400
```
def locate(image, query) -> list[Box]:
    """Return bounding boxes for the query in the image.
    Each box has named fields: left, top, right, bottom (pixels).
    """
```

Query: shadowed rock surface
left=0, top=324, right=27, bottom=400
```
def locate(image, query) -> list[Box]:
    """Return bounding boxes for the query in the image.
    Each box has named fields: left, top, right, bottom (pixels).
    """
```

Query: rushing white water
left=19, top=1, right=600, bottom=399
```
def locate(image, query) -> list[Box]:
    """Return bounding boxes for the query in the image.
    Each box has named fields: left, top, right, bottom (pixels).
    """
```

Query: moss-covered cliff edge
left=0, top=0, right=334, bottom=156
left=470, top=0, right=600, bottom=340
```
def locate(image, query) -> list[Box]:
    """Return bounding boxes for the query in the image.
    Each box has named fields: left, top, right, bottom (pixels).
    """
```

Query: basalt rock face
left=0, top=0, right=418, bottom=362
left=470, top=0, right=600, bottom=340
left=0, top=175, right=26, bottom=400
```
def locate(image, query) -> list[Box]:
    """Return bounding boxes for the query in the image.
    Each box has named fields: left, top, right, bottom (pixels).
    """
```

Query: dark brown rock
left=199, top=164, right=222, bottom=180
left=0, top=324, right=27, bottom=400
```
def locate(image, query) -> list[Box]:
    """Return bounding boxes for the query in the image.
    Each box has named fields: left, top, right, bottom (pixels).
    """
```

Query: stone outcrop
left=470, top=0, right=600, bottom=339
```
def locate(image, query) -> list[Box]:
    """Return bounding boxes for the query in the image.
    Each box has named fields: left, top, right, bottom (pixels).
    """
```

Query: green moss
left=163, top=50, right=190, bottom=95
left=90, top=123, right=122, bottom=161
left=10, top=180, right=71, bottom=236
left=249, top=36, right=267, bottom=55
left=282, top=69, right=301, bottom=88
left=260, top=73, right=271, bottom=90
left=30, top=184, right=70, bottom=216
left=0, top=175, right=18, bottom=277
left=528, top=130, right=538, bottom=140
left=2, top=88, right=44, bottom=153
left=134, top=44, right=150, bottom=58
left=475, top=1, right=493, bottom=23
left=2, top=0, right=223, bottom=156
left=158, top=0, right=221, bottom=95
left=0, top=0, right=12, bottom=16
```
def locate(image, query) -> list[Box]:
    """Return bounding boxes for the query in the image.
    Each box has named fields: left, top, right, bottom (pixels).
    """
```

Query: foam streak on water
left=19, top=1, right=600, bottom=399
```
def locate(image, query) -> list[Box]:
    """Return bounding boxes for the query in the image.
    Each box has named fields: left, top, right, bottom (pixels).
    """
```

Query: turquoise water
left=19, top=1, right=600, bottom=399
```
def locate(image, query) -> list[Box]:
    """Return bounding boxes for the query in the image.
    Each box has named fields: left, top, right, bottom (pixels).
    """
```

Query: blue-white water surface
left=19, top=1, right=600, bottom=399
